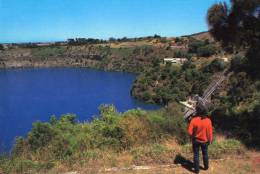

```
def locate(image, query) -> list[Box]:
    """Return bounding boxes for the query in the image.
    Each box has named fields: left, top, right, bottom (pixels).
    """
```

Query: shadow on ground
left=174, top=154, right=196, bottom=173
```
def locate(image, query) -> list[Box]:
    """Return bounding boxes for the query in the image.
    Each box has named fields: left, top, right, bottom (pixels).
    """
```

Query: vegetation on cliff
left=131, top=58, right=226, bottom=105
left=0, top=105, right=245, bottom=173
left=131, top=0, right=260, bottom=148
left=0, top=33, right=219, bottom=72
left=207, top=0, right=260, bottom=148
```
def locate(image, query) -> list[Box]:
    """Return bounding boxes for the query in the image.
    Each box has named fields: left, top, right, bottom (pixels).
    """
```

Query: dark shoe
left=194, top=169, right=199, bottom=174
left=204, top=166, right=209, bottom=170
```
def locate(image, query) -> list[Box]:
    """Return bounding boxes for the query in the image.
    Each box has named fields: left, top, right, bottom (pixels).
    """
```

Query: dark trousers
left=192, top=139, right=209, bottom=173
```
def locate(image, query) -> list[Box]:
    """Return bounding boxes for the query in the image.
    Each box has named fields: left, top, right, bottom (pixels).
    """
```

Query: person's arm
left=188, top=119, right=194, bottom=137
left=207, top=119, right=213, bottom=144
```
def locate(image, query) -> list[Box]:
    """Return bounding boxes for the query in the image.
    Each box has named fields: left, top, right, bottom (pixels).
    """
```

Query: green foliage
left=207, top=0, right=260, bottom=77
left=207, top=0, right=259, bottom=47
left=188, top=40, right=205, bottom=53
left=181, top=61, right=196, bottom=70
left=205, top=0, right=260, bottom=149
left=132, top=59, right=213, bottom=104
left=183, top=138, right=244, bottom=159
left=130, top=144, right=175, bottom=165
left=228, top=72, right=255, bottom=105
left=203, top=58, right=225, bottom=73
left=31, top=46, right=65, bottom=58
left=0, top=157, right=54, bottom=174
left=27, top=122, right=57, bottom=151
left=245, top=45, right=260, bottom=78
left=197, top=44, right=216, bottom=57
left=209, top=139, right=245, bottom=158
left=212, top=73, right=260, bottom=147
left=2, top=104, right=195, bottom=173
left=230, top=54, right=247, bottom=72
left=67, top=38, right=107, bottom=45
left=173, top=50, right=190, bottom=58
left=50, top=115, right=57, bottom=125
left=0, top=44, right=4, bottom=50
left=188, top=39, right=217, bottom=57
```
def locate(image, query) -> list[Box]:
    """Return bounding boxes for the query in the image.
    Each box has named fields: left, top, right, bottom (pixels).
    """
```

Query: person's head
left=195, top=105, right=208, bottom=118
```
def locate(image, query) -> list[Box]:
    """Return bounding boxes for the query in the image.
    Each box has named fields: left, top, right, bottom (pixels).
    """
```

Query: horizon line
left=0, top=31, right=208, bottom=44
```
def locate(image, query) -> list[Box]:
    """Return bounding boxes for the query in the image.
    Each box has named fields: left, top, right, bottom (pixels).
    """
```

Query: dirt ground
left=66, top=152, right=260, bottom=174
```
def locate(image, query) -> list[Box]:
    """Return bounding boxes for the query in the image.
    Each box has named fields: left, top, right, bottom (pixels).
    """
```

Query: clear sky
left=0, top=0, right=219, bottom=43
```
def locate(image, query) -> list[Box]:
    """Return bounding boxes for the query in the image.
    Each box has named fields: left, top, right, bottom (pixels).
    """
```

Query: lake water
left=0, top=68, right=160, bottom=152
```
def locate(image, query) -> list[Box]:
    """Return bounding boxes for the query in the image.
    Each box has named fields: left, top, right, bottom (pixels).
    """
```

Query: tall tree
left=207, top=0, right=260, bottom=47
left=207, top=0, right=260, bottom=77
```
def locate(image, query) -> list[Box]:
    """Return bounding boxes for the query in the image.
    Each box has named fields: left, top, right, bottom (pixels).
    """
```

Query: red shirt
left=188, top=116, right=213, bottom=143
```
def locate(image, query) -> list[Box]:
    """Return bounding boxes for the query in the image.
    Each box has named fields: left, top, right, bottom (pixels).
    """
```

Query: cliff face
left=0, top=46, right=108, bottom=70
left=0, top=56, right=100, bottom=69
left=0, top=33, right=215, bottom=71
left=0, top=43, right=186, bottom=72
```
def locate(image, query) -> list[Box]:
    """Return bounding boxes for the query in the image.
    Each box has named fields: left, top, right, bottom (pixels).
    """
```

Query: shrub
left=173, top=50, right=189, bottom=58
left=188, top=40, right=205, bottom=53
left=230, top=54, right=247, bottom=72
left=209, top=139, right=245, bottom=158
left=142, top=91, right=152, bottom=101
left=197, top=44, right=216, bottom=57
left=119, top=114, right=152, bottom=148
left=203, top=58, right=225, bottom=73
left=130, top=144, right=176, bottom=165
left=182, top=138, right=244, bottom=159
left=0, top=158, right=54, bottom=174
left=27, top=122, right=57, bottom=151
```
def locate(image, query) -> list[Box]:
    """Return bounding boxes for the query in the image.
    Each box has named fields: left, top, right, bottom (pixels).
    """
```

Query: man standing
left=188, top=107, right=213, bottom=174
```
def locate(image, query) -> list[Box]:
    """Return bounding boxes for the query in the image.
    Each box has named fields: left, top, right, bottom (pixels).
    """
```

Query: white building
left=163, top=58, right=188, bottom=64
left=221, top=57, right=229, bottom=62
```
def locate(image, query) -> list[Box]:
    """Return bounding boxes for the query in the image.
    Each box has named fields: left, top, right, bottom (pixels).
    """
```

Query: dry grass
left=108, top=41, right=153, bottom=48
left=42, top=137, right=259, bottom=174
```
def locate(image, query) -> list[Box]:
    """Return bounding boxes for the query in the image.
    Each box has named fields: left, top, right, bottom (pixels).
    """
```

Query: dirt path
left=64, top=152, right=260, bottom=174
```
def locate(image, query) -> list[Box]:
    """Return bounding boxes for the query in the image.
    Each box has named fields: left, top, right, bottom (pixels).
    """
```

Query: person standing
left=188, top=107, right=213, bottom=174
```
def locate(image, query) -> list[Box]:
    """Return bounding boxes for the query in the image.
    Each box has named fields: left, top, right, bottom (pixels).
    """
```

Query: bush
left=130, top=144, right=176, bottom=165
left=188, top=40, right=205, bottom=53
left=203, top=58, right=225, bottom=73
left=27, top=122, right=57, bottom=151
left=230, top=54, right=247, bottom=72
left=197, top=44, right=216, bottom=57
left=182, top=138, right=244, bottom=159
left=0, top=157, right=54, bottom=174
left=141, top=91, right=152, bottom=101
left=173, top=50, right=190, bottom=58
left=119, top=114, right=152, bottom=148
left=209, top=139, right=245, bottom=158
left=162, top=102, right=190, bottom=144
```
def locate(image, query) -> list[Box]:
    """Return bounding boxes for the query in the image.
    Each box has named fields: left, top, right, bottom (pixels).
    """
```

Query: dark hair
left=196, top=106, right=208, bottom=117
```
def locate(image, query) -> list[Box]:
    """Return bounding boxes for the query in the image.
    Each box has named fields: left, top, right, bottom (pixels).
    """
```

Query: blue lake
left=0, top=68, right=160, bottom=152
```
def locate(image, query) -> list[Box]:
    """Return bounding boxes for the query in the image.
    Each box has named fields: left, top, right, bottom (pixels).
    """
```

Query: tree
left=203, top=59, right=225, bottom=73
left=207, top=0, right=260, bottom=47
left=207, top=0, right=260, bottom=77
left=0, top=44, right=4, bottom=50
left=188, top=40, right=205, bottom=53
left=109, top=37, right=116, bottom=42
left=197, top=44, right=216, bottom=57
left=153, top=34, right=161, bottom=38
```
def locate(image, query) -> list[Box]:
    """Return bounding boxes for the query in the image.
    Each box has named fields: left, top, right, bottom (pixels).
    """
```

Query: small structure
left=36, top=42, right=53, bottom=46
left=163, top=57, right=188, bottom=64
left=221, top=57, right=229, bottom=62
